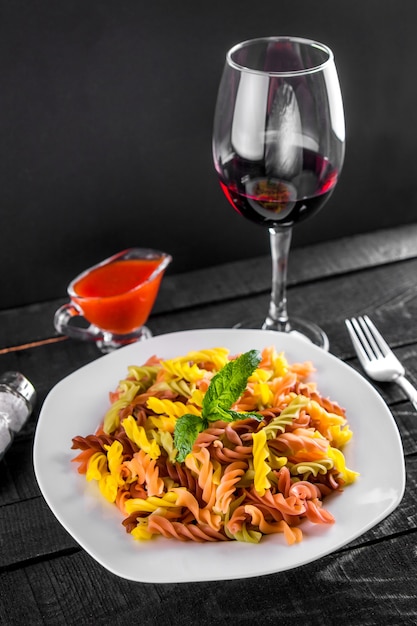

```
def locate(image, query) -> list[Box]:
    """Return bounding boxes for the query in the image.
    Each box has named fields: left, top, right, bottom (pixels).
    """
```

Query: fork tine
left=346, top=315, right=412, bottom=397
left=362, top=315, right=391, bottom=357
left=356, top=315, right=384, bottom=358
left=345, top=318, right=373, bottom=366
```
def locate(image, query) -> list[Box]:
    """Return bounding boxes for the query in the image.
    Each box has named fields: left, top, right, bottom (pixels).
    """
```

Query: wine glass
left=212, top=36, right=345, bottom=350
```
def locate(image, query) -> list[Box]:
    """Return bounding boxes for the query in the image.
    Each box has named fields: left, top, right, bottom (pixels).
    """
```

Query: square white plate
left=34, top=329, right=405, bottom=582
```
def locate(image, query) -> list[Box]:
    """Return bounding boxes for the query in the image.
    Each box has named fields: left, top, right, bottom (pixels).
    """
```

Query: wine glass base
left=233, top=317, right=329, bottom=351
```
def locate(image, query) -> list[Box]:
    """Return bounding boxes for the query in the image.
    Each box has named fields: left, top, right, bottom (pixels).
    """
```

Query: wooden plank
left=0, top=338, right=100, bottom=413
left=1, top=532, right=416, bottom=625
left=0, top=496, right=78, bottom=568
left=0, top=437, right=41, bottom=505
left=0, top=568, right=44, bottom=624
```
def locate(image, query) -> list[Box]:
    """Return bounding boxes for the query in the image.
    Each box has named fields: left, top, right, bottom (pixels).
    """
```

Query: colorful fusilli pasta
left=71, top=346, right=358, bottom=545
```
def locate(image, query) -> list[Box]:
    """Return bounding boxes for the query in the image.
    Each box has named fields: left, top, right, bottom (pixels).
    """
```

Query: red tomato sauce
left=72, top=259, right=164, bottom=334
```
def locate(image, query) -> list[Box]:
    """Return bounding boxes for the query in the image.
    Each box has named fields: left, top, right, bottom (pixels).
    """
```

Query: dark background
left=1, top=0, right=416, bottom=309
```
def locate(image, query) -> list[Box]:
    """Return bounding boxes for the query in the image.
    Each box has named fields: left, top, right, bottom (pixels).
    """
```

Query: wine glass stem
left=262, top=226, right=292, bottom=332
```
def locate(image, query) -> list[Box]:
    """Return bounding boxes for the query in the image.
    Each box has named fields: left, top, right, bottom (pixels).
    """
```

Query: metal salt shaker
left=0, top=372, right=36, bottom=461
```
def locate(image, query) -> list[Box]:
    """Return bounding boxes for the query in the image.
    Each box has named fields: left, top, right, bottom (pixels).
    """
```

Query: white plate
left=34, top=329, right=405, bottom=583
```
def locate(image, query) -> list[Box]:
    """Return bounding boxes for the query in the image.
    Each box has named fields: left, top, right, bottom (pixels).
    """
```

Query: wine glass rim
left=227, top=36, right=334, bottom=76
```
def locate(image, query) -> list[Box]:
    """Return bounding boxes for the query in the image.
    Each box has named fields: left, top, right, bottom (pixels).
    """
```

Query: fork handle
left=396, top=375, right=417, bottom=412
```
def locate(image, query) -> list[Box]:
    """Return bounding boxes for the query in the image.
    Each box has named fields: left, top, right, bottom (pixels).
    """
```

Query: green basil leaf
left=174, top=414, right=207, bottom=462
left=225, top=409, right=263, bottom=422
left=203, top=349, right=261, bottom=418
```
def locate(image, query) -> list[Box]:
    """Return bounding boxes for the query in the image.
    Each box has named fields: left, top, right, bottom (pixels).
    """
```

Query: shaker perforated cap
left=0, top=372, right=36, bottom=410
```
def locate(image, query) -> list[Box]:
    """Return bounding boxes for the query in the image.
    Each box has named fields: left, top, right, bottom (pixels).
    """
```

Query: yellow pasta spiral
left=146, top=397, right=201, bottom=419
left=252, top=429, right=271, bottom=496
left=161, top=360, right=207, bottom=383
left=146, top=414, right=177, bottom=433
left=189, top=388, right=205, bottom=408
left=122, top=416, right=161, bottom=459
left=290, top=458, right=334, bottom=477
left=86, top=452, right=107, bottom=482
left=131, top=519, right=154, bottom=541
left=105, top=440, right=125, bottom=486
left=185, top=348, right=230, bottom=369
left=327, top=447, right=359, bottom=485
left=125, top=491, right=179, bottom=514
left=329, top=423, right=353, bottom=448
left=99, top=473, right=118, bottom=503
left=161, top=348, right=229, bottom=383
left=253, top=382, right=274, bottom=407
left=248, top=368, right=271, bottom=383
left=269, top=348, right=289, bottom=377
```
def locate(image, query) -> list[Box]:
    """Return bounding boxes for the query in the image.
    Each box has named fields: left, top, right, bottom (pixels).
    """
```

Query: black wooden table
left=1, top=224, right=417, bottom=625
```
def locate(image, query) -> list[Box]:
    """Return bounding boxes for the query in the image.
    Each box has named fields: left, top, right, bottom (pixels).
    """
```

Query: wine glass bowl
left=213, top=36, right=345, bottom=349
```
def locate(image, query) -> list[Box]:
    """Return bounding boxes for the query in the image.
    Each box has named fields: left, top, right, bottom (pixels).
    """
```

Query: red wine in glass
left=218, top=148, right=339, bottom=228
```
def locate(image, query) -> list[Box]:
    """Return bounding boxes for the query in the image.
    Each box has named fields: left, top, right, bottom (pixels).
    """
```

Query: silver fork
left=345, top=314, right=417, bottom=411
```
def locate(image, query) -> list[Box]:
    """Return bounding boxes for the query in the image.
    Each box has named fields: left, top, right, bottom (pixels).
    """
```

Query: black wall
left=1, top=1, right=417, bottom=309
